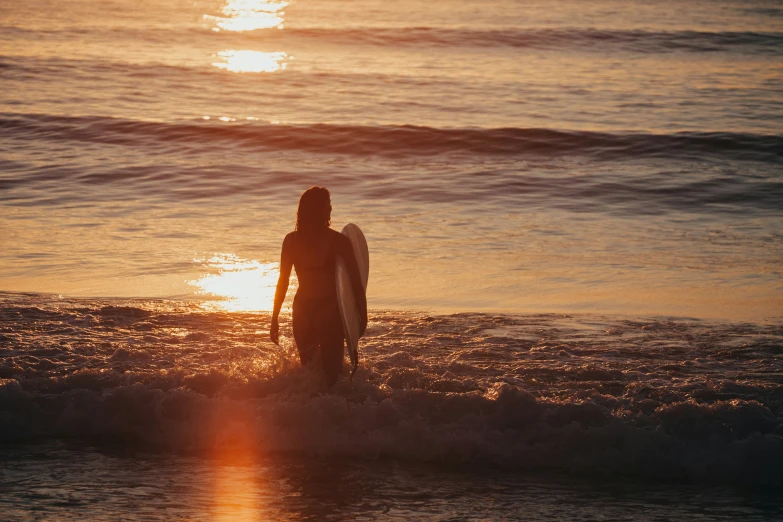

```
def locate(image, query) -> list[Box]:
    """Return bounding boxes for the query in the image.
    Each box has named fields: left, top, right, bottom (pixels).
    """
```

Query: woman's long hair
left=296, top=186, right=331, bottom=235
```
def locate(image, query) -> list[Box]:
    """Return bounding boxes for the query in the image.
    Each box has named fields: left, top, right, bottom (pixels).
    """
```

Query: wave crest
left=3, top=113, right=781, bottom=161
left=3, top=25, right=782, bottom=54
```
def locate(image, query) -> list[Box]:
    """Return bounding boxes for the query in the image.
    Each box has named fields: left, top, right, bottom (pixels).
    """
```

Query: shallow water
left=2, top=444, right=782, bottom=521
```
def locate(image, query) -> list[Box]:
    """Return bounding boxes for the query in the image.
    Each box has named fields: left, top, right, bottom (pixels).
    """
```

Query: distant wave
left=283, top=27, right=783, bottom=54
left=2, top=24, right=782, bottom=54
left=2, top=113, right=782, bottom=162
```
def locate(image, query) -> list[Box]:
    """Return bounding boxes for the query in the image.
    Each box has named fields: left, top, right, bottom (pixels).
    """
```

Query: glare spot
left=189, top=254, right=296, bottom=312
left=205, top=0, right=288, bottom=32
left=212, top=50, right=288, bottom=73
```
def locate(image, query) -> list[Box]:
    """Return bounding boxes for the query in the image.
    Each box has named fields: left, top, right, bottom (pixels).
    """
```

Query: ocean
left=1, top=0, right=782, bottom=519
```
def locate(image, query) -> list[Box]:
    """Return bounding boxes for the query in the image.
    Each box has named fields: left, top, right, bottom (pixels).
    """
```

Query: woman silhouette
left=270, top=187, right=367, bottom=385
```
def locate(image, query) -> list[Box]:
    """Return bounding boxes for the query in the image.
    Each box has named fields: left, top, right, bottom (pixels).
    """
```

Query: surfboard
left=335, top=223, right=369, bottom=379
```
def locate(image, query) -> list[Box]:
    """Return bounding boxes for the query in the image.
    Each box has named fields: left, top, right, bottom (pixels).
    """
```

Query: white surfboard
left=335, top=223, right=369, bottom=378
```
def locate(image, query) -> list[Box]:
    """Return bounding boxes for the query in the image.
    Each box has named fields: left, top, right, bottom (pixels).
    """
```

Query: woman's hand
left=270, top=316, right=280, bottom=344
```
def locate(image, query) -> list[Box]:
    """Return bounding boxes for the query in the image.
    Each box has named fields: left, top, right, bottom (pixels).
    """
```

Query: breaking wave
left=1, top=295, right=781, bottom=487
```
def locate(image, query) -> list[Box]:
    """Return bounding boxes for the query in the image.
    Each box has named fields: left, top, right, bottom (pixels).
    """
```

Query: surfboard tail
left=349, top=349, right=358, bottom=383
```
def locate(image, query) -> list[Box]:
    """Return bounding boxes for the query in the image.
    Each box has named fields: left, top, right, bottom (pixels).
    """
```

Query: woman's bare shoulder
left=282, top=231, right=297, bottom=250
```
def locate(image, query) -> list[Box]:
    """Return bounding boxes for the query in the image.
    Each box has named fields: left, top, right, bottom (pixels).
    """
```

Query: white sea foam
left=1, top=295, right=781, bottom=486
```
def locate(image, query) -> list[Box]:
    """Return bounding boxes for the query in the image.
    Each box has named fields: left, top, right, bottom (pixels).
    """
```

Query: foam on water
left=1, top=294, right=781, bottom=488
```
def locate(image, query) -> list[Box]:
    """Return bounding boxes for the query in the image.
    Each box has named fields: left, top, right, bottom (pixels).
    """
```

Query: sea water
left=1, top=0, right=782, bottom=519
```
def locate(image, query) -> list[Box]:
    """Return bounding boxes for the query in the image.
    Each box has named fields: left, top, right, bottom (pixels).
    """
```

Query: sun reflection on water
left=212, top=50, right=288, bottom=73
left=190, top=254, right=294, bottom=312
left=205, top=0, right=288, bottom=32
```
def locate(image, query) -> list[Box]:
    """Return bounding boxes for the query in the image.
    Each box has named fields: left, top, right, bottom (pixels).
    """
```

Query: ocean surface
left=1, top=0, right=783, bottom=519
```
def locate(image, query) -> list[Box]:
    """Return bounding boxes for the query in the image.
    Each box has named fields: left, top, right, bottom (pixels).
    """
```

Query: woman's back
left=289, top=228, right=341, bottom=300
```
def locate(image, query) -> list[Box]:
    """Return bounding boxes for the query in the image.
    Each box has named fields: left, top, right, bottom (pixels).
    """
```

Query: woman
left=270, top=187, right=367, bottom=385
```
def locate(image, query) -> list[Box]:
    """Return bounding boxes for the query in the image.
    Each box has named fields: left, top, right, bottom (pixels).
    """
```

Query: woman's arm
left=338, top=235, right=368, bottom=337
left=270, top=233, right=294, bottom=344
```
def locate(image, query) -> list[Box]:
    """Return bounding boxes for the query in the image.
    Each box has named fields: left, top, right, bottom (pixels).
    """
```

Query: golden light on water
left=212, top=50, right=288, bottom=73
left=206, top=0, right=288, bottom=32
left=190, top=254, right=293, bottom=312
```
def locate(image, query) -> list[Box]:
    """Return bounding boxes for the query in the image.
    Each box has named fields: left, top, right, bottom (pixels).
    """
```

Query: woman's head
left=296, top=186, right=331, bottom=233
